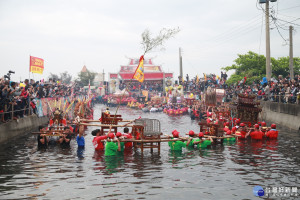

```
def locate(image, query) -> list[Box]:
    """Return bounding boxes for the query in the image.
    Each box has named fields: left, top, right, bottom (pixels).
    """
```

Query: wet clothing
left=194, top=138, right=212, bottom=149
left=168, top=138, right=186, bottom=151
left=124, top=134, right=133, bottom=149
left=223, top=137, right=236, bottom=143
left=250, top=131, right=264, bottom=140
left=92, top=135, right=107, bottom=150
left=105, top=141, right=119, bottom=156
left=60, top=134, right=72, bottom=148
left=120, top=142, right=125, bottom=152
left=235, top=130, right=247, bottom=139
left=266, top=129, right=278, bottom=139
left=185, top=138, right=195, bottom=148
left=76, top=135, right=85, bottom=147
left=37, top=135, right=47, bottom=148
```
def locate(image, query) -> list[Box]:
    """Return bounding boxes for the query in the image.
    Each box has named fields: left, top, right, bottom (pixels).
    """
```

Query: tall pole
left=179, top=47, right=183, bottom=80
left=289, top=26, right=294, bottom=79
left=265, top=0, right=271, bottom=80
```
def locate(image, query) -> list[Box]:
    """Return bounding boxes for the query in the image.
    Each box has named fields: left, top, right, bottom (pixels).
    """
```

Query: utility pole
left=179, top=47, right=183, bottom=80
left=265, top=0, right=271, bottom=80
left=289, top=25, right=294, bottom=79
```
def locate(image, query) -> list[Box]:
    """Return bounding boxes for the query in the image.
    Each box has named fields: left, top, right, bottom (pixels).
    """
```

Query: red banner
left=30, top=56, right=44, bottom=74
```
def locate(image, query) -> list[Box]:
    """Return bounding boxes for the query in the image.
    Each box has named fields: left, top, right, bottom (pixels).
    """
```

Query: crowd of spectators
left=115, top=72, right=300, bottom=104
left=179, top=73, right=300, bottom=104
left=119, top=80, right=163, bottom=92
left=0, top=75, right=85, bottom=123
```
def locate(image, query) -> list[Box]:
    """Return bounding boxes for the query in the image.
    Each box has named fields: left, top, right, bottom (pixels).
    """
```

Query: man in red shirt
left=266, top=124, right=278, bottom=139
left=261, top=121, right=268, bottom=134
left=247, top=124, right=264, bottom=140
left=123, top=127, right=133, bottom=149
left=92, top=129, right=107, bottom=151
left=235, top=123, right=247, bottom=139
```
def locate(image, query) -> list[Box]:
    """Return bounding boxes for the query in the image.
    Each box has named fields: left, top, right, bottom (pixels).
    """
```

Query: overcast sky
left=0, top=0, right=299, bottom=82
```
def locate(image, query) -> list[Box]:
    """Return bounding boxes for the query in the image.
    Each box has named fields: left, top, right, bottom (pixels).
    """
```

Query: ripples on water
left=0, top=104, right=299, bottom=199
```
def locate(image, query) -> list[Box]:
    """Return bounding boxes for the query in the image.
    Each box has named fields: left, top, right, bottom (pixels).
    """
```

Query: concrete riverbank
left=261, top=101, right=300, bottom=131
left=0, top=115, right=49, bottom=144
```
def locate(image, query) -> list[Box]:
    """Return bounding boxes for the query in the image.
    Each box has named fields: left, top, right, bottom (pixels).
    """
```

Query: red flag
left=30, top=56, right=44, bottom=74
left=132, top=55, right=144, bottom=82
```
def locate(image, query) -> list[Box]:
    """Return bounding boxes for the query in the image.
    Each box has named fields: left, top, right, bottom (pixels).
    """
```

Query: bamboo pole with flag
left=132, top=55, right=145, bottom=83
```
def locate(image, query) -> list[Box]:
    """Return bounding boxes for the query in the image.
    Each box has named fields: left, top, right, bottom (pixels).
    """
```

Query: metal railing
left=256, top=94, right=300, bottom=104
left=0, top=99, right=33, bottom=122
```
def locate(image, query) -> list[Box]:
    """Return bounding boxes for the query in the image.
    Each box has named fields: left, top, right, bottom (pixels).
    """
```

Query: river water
left=0, top=104, right=299, bottom=199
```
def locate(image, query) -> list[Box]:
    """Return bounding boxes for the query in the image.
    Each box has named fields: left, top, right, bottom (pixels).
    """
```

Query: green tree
left=60, top=71, right=72, bottom=84
left=49, top=73, right=59, bottom=81
left=49, top=71, right=72, bottom=84
left=272, top=56, right=300, bottom=78
left=222, top=51, right=265, bottom=85
left=222, top=51, right=300, bottom=85
left=77, top=69, right=96, bottom=87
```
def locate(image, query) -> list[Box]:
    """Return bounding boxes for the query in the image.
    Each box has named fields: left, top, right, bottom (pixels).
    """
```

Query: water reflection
left=0, top=104, right=299, bottom=199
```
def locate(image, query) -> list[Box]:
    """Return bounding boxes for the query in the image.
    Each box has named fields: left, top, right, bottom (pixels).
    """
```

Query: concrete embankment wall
left=0, top=115, right=49, bottom=144
left=261, top=101, right=300, bottom=131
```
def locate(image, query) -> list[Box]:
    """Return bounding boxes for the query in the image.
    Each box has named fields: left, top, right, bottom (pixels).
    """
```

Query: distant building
left=94, top=73, right=105, bottom=87
left=119, top=58, right=173, bottom=82
left=81, top=65, right=88, bottom=73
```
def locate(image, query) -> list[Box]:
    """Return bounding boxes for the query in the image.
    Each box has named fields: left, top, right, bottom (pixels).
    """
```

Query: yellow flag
left=133, top=55, right=144, bottom=82
left=196, top=75, right=199, bottom=83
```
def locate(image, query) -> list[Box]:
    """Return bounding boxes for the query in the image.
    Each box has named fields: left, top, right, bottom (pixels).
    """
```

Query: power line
left=278, top=4, right=300, bottom=11
left=203, top=14, right=262, bottom=43
left=186, top=24, right=262, bottom=57
left=276, top=18, right=300, bottom=27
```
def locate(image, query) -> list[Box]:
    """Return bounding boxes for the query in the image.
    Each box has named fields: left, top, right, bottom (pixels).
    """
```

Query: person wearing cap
left=246, top=124, right=264, bottom=140
left=115, top=132, right=125, bottom=152
left=185, top=130, right=196, bottom=149
left=105, top=133, right=121, bottom=156
left=266, top=124, right=278, bottom=139
left=167, top=130, right=187, bottom=151
left=261, top=121, right=268, bottom=134
left=193, top=132, right=213, bottom=149
left=235, top=123, right=247, bottom=139
left=92, top=129, right=107, bottom=151
left=223, top=130, right=236, bottom=143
